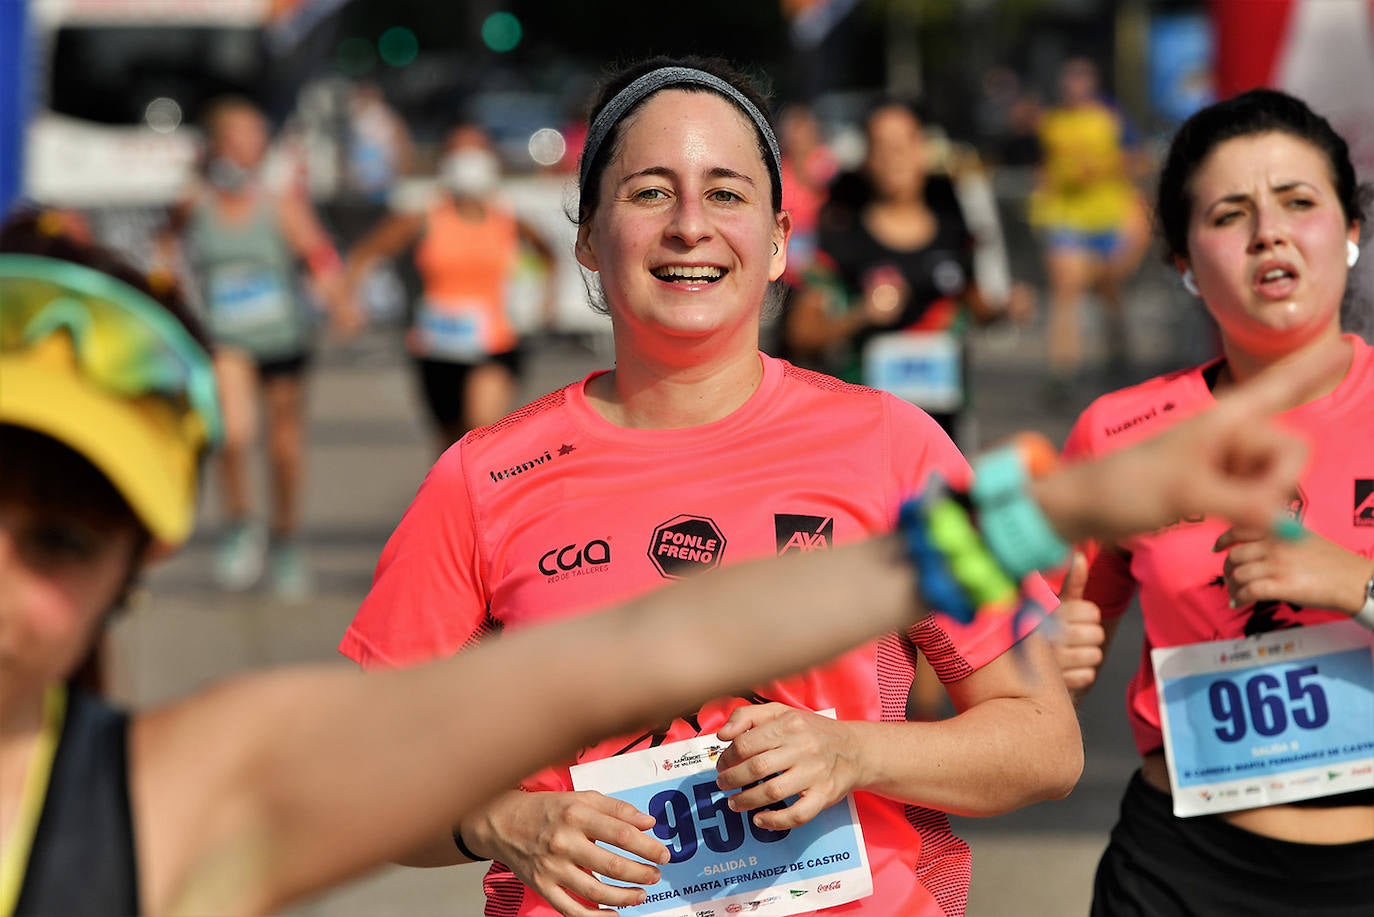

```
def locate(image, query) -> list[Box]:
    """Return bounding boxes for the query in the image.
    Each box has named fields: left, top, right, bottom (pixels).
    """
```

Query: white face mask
left=440, top=149, right=500, bottom=197
left=206, top=157, right=254, bottom=193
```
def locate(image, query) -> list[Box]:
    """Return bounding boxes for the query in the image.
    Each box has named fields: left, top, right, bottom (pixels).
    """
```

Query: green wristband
left=970, top=446, right=1070, bottom=580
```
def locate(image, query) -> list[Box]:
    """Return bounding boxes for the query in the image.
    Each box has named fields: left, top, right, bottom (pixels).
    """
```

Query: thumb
left=1059, top=550, right=1089, bottom=602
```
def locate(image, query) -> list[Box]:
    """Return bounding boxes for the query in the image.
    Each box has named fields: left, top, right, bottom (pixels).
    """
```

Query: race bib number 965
left=1153, top=620, right=1374, bottom=817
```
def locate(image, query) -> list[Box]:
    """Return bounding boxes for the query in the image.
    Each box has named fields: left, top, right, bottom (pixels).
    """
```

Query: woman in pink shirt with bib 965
left=1053, top=89, right=1374, bottom=916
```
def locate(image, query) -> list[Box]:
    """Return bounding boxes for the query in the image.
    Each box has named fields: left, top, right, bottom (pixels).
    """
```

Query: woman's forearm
left=169, top=537, right=920, bottom=912
left=844, top=635, right=1081, bottom=816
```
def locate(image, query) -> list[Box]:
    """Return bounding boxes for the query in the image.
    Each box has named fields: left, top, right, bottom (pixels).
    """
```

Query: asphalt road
left=108, top=268, right=1200, bottom=916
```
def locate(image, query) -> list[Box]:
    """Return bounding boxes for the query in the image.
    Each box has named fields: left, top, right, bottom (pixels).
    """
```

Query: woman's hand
left=463, top=790, right=668, bottom=917
left=1217, top=526, right=1374, bottom=616
left=1050, top=552, right=1107, bottom=698
left=316, top=272, right=366, bottom=340
left=861, top=266, right=908, bottom=327
left=713, top=703, right=863, bottom=831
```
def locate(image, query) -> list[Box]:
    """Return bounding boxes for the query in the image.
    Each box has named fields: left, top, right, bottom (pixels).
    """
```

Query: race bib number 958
left=571, top=723, right=872, bottom=917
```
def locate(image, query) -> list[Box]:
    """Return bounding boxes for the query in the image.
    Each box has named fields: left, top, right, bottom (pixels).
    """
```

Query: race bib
left=207, top=264, right=292, bottom=333
left=1153, top=619, right=1374, bottom=817
left=414, top=299, right=487, bottom=362
left=861, top=332, right=963, bottom=412
left=570, top=721, right=873, bottom=917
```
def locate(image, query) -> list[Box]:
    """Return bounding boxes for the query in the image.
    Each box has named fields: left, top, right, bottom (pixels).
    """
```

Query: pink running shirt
left=1062, top=335, right=1374, bottom=756
left=342, top=353, right=1055, bottom=916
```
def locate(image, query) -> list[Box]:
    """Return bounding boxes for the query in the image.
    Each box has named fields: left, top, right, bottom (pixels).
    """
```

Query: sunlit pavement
left=110, top=266, right=1188, bottom=915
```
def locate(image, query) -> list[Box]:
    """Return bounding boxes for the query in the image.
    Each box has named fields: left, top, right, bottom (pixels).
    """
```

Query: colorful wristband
left=898, top=482, right=1019, bottom=625
left=969, top=440, right=1069, bottom=581
left=305, top=241, right=343, bottom=280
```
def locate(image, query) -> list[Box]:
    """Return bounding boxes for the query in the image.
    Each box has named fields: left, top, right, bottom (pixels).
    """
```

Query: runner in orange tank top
left=346, top=124, right=557, bottom=454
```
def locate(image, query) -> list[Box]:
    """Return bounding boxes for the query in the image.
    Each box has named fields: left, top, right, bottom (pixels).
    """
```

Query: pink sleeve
left=912, top=571, right=1061, bottom=682
left=884, top=397, right=971, bottom=503
left=1060, top=400, right=1139, bottom=619
left=1082, top=546, right=1138, bottom=621
left=1060, top=405, right=1097, bottom=464
left=338, top=446, right=490, bottom=670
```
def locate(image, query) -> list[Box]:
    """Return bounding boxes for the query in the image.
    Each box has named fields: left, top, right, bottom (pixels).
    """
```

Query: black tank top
left=14, top=688, right=139, bottom=915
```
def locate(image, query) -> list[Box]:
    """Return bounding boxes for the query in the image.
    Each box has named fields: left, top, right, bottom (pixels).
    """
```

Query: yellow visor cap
left=0, top=336, right=202, bottom=546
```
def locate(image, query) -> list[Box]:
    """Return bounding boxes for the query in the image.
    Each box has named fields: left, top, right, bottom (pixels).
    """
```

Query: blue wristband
left=898, top=496, right=977, bottom=624
left=970, top=447, right=1069, bottom=580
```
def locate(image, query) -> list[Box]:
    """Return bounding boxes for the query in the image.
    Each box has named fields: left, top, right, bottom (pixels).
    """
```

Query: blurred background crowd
left=3, top=1, right=1370, bottom=353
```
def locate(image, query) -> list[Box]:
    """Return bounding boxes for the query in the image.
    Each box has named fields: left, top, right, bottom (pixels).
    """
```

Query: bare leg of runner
left=213, top=348, right=265, bottom=591
left=1043, top=247, right=1096, bottom=405
left=263, top=372, right=313, bottom=600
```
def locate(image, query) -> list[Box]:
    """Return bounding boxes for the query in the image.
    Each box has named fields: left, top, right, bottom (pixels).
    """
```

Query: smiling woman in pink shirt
left=341, top=56, right=1085, bottom=917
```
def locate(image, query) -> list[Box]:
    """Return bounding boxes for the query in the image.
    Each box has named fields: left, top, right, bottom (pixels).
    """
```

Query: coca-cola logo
left=817, top=880, right=842, bottom=893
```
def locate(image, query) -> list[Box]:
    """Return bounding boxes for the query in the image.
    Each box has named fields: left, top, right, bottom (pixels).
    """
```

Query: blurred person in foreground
left=0, top=206, right=1328, bottom=916
left=345, top=124, right=558, bottom=454
left=1051, top=89, right=1374, bottom=915
left=156, top=95, right=361, bottom=600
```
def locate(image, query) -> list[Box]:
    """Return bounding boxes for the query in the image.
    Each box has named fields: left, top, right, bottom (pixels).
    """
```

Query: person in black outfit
left=784, top=100, right=1010, bottom=445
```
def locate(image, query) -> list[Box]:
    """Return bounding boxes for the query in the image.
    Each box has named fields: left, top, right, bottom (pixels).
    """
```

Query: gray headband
left=578, top=66, right=783, bottom=207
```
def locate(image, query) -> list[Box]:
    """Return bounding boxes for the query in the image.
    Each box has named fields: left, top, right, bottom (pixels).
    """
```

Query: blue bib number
left=571, top=730, right=872, bottom=916
left=415, top=300, right=486, bottom=362
left=648, top=778, right=791, bottom=864
left=862, top=332, right=963, bottom=412
left=1154, top=622, right=1374, bottom=816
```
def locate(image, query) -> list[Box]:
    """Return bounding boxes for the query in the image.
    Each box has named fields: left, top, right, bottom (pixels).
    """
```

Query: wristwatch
left=1356, top=570, right=1374, bottom=631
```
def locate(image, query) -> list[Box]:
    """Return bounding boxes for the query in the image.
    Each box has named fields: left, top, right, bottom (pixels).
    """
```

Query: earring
left=1349, top=239, right=1361, bottom=269
left=1181, top=268, right=1201, bottom=297
left=772, top=241, right=780, bottom=256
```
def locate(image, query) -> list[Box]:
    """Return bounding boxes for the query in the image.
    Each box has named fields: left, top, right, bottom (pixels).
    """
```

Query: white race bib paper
left=861, top=331, right=963, bottom=413
left=570, top=723, right=873, bottom=917
left=1153, top=619, right=1374, bottom=817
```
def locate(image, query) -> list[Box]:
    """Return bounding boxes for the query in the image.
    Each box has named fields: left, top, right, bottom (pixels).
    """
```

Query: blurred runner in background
left=345, top=124, right=558, bottom=455
left=786, top=99, right=1030, bottom=448
left=1029, top=57, right=1150, bottom=406
left=156, top=96, right=360, bottom=600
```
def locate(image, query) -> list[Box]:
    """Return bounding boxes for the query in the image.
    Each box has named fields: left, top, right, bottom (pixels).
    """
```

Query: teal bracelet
left=970, top=446, right=1069, bottom=580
